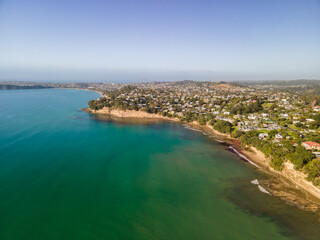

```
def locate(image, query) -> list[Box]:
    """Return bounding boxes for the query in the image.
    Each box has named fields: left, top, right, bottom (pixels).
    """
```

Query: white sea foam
left=183, top=125, right=203, bottom=132
left=228, top=146, right=260, bottom=168
left=258, top=185, right=271, bottom=195
left=251, top=179, right=259, bottom=185
left=251, top=179, right=271, bottom=195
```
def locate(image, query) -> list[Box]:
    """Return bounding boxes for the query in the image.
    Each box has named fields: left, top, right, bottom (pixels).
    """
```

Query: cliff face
left=280, top=162, right=320, bottom=200
left=88, top=107, right=179, bottom=121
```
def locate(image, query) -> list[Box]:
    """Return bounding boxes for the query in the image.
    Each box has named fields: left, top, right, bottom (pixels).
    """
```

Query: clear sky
left=0, top=0, right=319, bottom=82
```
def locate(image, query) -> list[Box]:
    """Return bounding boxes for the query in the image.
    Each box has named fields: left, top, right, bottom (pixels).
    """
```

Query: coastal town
left=2, top=79, right=320, bottom=188
left=87, top=80, right=320, bottom=187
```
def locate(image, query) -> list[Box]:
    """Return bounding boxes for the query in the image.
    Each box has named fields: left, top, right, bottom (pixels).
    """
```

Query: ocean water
left=1, top=89, right=320, bottom=240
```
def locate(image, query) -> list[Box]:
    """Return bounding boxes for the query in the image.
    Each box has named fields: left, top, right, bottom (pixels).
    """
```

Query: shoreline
left=66, top=88, right=105, bottom=98
left=86, top=107, right=181, bottom=122
left=84, top=107, right=320, bottom=211
left=188, top=121, right=320, bottom=211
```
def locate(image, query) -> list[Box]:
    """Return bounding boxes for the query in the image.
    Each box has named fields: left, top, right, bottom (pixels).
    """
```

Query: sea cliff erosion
left=85, top=106, right=180, bottom=121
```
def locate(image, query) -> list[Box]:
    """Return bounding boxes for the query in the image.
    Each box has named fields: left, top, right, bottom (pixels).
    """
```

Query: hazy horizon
left=2, top=78, right=320, bottom=85
left=1, top=68, right=320, bottom=83
left=1, top=0, right=319, bottom=82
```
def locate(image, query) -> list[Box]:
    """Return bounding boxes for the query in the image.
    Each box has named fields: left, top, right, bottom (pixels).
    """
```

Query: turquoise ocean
left=1, top=89, right=320, bottom=240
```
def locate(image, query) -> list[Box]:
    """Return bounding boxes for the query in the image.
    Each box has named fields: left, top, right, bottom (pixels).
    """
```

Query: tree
left=198, top=114, right=207, bottom=125
left=231, top=130, right=244, bottom=138
left=213, top=120, right=233, bottom=134
left=270, top=157, right=284, bottom=171
left=268, top=130, right=278, bottom=138
left=184, top=111, right=194, bottom=123
left=305, top=159, right=320, bottom=181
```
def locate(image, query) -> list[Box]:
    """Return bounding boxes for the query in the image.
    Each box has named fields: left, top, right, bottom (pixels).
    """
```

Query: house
left=313, top=106, right=320, bottom=112
left=313, top=152, right=320, bottom=159
left=279, top=113, right=289, bottom=118
left=217, top=116, right=234, bottom=123
left=306, top=119, right=315, bottom=122
left=259, top=133, right=268, bottom=140
left=238, top=126, right=258, bottom=132
left=248, top=114, right=256, bottom=120
left=302, top=142, right=320, bottom=151
left=237, top=121, right=245, bottom=126
left=275, top=134, right=283, bottom=140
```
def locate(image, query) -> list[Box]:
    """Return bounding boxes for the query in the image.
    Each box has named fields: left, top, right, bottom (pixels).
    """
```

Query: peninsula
left=85, top=80, right=320, bottom=207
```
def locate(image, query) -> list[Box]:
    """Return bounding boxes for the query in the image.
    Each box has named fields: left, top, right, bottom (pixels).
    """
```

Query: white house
left=259, top=133, right=268, bottom=140
left=306, top=119, right=315, bottom=122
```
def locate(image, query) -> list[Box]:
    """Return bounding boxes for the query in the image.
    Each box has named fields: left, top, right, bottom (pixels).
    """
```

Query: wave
left=258, top=185, right=271, bottom=195
left=228, top=146, right=260, bottom=168
left=251, top=179, right=259, bottom=185
left=182, top=126, right=260, bottom=169
left=183, top=124, right=203, bottom=133
left=251, top=179, right=271, bottom=195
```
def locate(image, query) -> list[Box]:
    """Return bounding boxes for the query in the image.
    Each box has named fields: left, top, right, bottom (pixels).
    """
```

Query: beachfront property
left=302, top=142, right=320, bottom=151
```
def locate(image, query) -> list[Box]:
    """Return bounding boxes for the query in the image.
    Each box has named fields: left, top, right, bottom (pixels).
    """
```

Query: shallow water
left=1, top=89, right=320, bottom=240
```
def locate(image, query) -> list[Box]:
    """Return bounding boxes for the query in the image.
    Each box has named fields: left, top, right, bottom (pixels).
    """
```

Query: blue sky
left=0, top=0, right=319, bottom=82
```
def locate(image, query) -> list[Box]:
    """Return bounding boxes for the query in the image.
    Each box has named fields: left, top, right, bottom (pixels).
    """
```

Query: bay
left=1, top=89, right=320, bottom=240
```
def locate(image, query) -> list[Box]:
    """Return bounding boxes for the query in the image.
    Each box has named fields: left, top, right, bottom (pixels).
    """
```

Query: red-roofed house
left=302, top=142, right=320, bottom=150
left=313, top=106, right=320, bottom=112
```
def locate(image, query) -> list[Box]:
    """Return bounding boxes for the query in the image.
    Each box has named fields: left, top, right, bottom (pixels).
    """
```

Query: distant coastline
left=0, top=85, right=53, bottom=90
left=84, top=106, right=320, bottom=210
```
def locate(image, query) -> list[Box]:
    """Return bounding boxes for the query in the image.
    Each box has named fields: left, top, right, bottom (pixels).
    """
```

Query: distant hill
left=239, top=79, right=320, bottom=87
left=0, top=84, right=53, bottom=90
